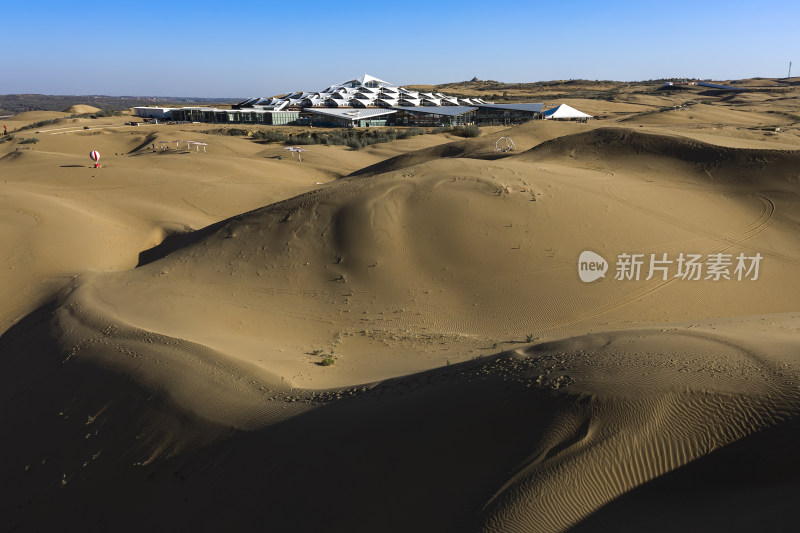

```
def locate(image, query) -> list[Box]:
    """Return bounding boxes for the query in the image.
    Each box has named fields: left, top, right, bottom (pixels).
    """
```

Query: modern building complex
left=135, top=74, right=590, bottom=127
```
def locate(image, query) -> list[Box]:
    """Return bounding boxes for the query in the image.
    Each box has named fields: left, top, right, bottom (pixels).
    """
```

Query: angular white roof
left=235, top=74, right=534, bottom=115
left=393, top=106, right=478, bottom=116
left=333, top=73, right=393, bottom=89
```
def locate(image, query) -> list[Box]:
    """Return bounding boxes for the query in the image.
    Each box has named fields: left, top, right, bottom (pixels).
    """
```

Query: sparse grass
left=765, top=110, right=800, bottom=123
left=320, top=357, right=336, bottom=366
left=346, top=138, right=363, bottom=150
left=19, top=116, right=75, bottom=131
left=0, top=134, right=14, bottom=143
left=18, top=137, right=39, bottom=144
left=203, top=127, right=249, bottom=136
left=234, top=125, right=447, bottom=150
left=202, top=123, right=453, bottom=152
left=250, top=130, right=288, bottom=142
left=397, top=127, right=425, bottom=138
left=94, top=109, right=124, bottom=117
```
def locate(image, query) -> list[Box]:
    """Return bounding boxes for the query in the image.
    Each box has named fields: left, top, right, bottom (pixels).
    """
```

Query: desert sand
left=1, top=81, right=800, bottom=532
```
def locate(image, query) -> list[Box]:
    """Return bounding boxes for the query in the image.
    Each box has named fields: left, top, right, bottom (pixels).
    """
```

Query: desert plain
left=2, top=80, right=800, bottom=531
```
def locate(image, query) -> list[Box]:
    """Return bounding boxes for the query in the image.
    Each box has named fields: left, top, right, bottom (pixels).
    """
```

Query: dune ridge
left=519, top=127, right=800, bottom=186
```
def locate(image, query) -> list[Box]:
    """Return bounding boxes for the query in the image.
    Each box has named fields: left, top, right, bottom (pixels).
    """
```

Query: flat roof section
left=307, top=108, right=398, bottom=119
left=392, top=106, right=477, bottom=116
left=474, top=103, right=544, bottom=113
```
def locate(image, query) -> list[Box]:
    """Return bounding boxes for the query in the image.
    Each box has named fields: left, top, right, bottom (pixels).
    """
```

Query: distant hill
left=403, top=77, right=798, bottom=103
left=403, top=79, right=648, bottom=102
left=0, top=94, right=242, bottom=115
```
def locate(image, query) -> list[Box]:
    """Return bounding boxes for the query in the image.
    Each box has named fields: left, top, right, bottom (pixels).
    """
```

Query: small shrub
left=235, top=124, right=446, bottom=150
left=293, top=132, right=317, bottom=145
left=320, top=357, right=335, bottom=366
left=20, top=118, right=61, bottom=131
left=94, top=109, right=124, bottom=117
left=453, top=125, right=481, bottom=138
left=19, top=137, right=39, bottom=144
left=397, top=127, right=424, bottom=139
left=251, top=130, right=290, bottom=142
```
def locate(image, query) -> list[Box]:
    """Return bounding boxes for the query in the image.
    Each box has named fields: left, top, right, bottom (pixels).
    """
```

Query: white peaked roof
left=335, top=73, right=393, bottom=88
left=236, top=74, right=529, bottom=113
left=544, top=104, right=593, bottom=119
left=393, top=106, right=478, bottom=117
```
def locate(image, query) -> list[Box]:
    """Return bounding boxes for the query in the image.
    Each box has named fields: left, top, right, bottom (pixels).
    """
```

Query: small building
left=133, top=107, right=173, bottom=119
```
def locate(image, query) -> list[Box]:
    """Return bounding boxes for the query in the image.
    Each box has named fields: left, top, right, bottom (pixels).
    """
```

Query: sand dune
left=4, top=110, right=69, bottom=124
left=2, top=309, right=798, bottom=531
left=1, top=89, right=800, bottom=531
left=621, top=103, right=785, bottom=126
left=520, top=127, right=800, bottom=186
left=351, top=120, right=596, bottom=177
left=63, top=104, right=101, bottom=114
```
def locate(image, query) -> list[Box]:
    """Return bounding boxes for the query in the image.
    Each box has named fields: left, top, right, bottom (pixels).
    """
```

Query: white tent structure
left=544, top=104, right=593, bottom=121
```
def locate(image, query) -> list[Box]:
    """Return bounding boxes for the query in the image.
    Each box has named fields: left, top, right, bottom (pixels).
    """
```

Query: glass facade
left=474, top=107, right=542, bottom=125
left=391, top=109, right=475, bottom=127
left=359, top=118, right=388, bottom=127
left=306, top=112, right=393, bottom=128
left=168, top=109, right=299, bottom=125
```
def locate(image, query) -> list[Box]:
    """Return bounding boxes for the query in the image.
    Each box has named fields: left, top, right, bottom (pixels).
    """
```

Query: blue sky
left=2, top=0, right=798, bottom=97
